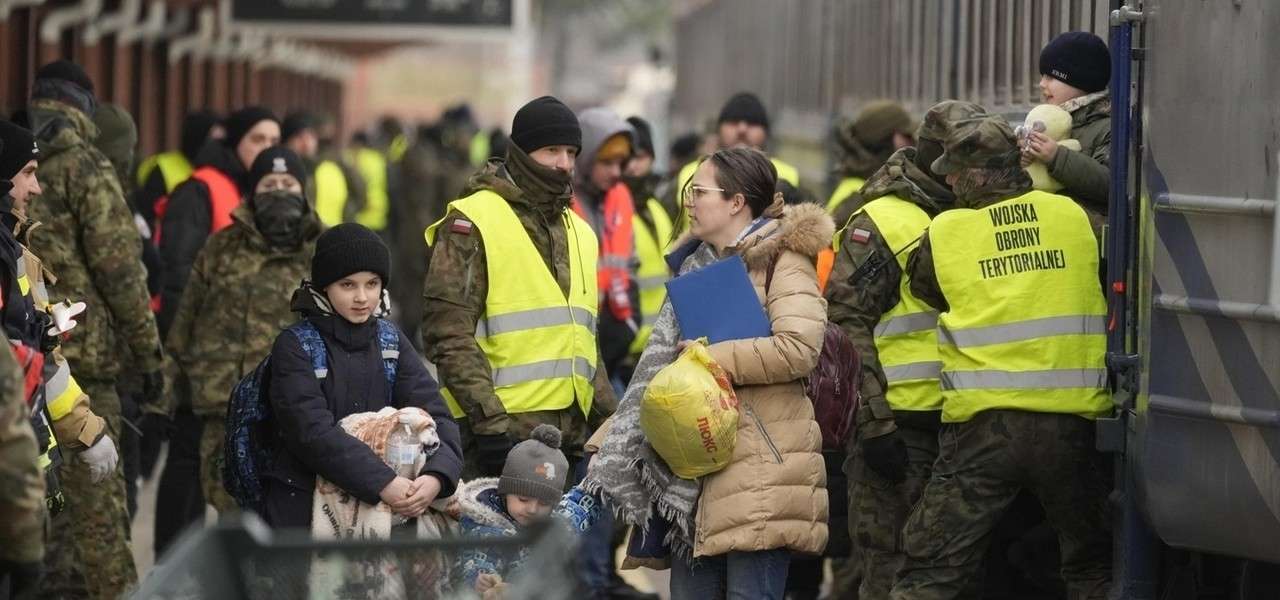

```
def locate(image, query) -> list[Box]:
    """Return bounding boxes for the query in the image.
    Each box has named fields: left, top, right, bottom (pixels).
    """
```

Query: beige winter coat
left=693, top=202, right=833, bottom=557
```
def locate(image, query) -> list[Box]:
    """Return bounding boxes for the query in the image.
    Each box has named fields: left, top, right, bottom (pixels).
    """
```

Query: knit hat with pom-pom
left=498, top=424, right=569, bottom=505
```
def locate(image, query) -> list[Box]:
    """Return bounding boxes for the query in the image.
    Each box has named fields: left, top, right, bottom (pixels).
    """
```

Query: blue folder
left=665, top=255, right=772, bottom=344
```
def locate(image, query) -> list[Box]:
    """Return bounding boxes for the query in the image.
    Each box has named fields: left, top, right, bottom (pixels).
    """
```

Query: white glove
left=80, top=434, right=119, bottom=483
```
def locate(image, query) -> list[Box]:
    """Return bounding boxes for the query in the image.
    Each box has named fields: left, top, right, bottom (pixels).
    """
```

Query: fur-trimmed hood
left=453, top=477, right=517, bottom=534
left=669, top=201, right=835, bottom=274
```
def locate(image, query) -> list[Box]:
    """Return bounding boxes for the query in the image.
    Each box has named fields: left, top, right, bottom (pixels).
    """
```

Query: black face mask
left=252, top=190, right=309, bottom=249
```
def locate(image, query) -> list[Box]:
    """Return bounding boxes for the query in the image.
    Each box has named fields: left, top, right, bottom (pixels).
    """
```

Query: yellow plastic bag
left=640, top=340, right=739, bottom=479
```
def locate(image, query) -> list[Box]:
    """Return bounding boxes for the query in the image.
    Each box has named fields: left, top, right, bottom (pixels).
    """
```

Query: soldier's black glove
left=474, top=433, right=513, bottom=477
left=861, top=430, right=909, bottom=483
left=33, top=311, right=60, bottom=353
left=0, top=558, right=44, bottom=599
left=141, top=370, right=165, bottom=410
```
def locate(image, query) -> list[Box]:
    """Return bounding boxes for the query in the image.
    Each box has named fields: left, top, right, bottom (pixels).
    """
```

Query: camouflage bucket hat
left=931, top=115, right=1022, bottom=176
left=916, top=100, right=989, bottom=144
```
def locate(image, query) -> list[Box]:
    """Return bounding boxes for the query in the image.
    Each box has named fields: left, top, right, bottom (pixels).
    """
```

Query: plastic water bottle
left=386, top=414, right=421, bottom=479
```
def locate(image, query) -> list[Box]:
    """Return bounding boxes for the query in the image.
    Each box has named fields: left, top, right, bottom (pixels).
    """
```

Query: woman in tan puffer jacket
left=672, top=147, right=833, bottom=598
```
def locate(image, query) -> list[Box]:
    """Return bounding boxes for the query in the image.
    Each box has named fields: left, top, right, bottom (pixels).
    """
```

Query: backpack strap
left=375, top=319, right=400, bottom=403
left=764, top=252, right=782, bottom=293
left=287, top=321, right=329, bottom=379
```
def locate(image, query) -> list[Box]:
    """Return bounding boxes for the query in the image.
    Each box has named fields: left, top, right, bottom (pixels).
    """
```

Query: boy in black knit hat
left=1022, top=31, right=1113, bottom=214
left=453, top=423, right=603, bottom=597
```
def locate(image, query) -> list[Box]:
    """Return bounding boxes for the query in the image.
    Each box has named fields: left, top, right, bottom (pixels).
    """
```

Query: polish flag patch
left=450, top=219, right=474, bottom=235
left=849, top=228, right=873, bottom=245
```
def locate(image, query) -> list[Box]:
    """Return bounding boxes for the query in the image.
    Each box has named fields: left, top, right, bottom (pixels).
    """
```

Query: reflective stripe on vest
left=929, top=190, right=1110, bottom=423
left=425, top=189, right=599, bottom=419
left=137, top=151, right=193, bottom=193
left=191, top=167, right=242, bottom=234
left=351, top=148, right=390, bottom=231
left=313, top=160, right=350, bottom=227
left=857, top=197, right=941, bottom=411
left=826, top=177, right=865, bottom=216
left=630, top=198, right=674, bottom=355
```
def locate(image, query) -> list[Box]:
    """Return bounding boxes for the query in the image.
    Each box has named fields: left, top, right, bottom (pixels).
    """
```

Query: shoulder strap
left=287, top=321, right=329, bottom=379
left=375, top=319, right=400, bottom=402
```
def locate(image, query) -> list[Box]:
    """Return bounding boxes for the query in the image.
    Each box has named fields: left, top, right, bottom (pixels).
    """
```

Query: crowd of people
left=0, top=28, right=1117, bottom=600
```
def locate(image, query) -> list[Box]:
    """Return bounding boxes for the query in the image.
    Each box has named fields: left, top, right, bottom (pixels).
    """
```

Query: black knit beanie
left=1039, top=31, right=1111, bottom=94
left=627, top=116, right=655, bottom=158
left=181, top=110, right=222, bottom=162
left=498, top=424, right=569, bottom=505
left=510, top=96, right=581, bottom=154
left=311, top=223, right=390, bottom=289
left=281, top=111, right=317, bottom=143
left=224, top=106, right=278, bottom=150
left=0, top=121, right=38, bottom=181
left=32, top=60, right=96, bottom=115
left=247, top=146, right=308, bottom=194
left=717, top=92, right=769, bottom=130
left=36, top=60, right=95, bottom=95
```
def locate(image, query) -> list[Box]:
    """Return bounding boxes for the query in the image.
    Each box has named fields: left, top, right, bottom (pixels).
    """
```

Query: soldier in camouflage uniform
left=422, top=96, right=617, bottom=480
left=888, top=116, right=1112, bottom=600
left=0, top=337, right=45, bottom=598
left=166, top=146, right=321, bottom=514
left=827, top=100, right=917, bottom=226
left=825, top=101, right=985, bottom=600
left=26, top=60, right=165, bottom=600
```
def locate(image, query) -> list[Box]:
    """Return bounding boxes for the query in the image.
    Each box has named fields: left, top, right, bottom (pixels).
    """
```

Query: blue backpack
left=223, top=318, right=401, bottom=515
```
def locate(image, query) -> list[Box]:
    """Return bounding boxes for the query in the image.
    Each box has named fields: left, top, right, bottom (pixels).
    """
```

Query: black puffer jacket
left=157, top=141, right=247, bottom=337
left=262, top=288, right=464, bottom=529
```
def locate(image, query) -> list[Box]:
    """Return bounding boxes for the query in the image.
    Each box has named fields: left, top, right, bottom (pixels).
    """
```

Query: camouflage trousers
left=889, top=410, right=1112, bottom=600
left=199, top=417, right=237, bottom=515
left=846, top=425, right=939, bottom=600
left=40, top=379, right=136, bottom=600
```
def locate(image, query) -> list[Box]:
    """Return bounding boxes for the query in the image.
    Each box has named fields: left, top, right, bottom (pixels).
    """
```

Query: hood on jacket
left=454, top=477, right=518, bottom=534
left=574, top=108, right=633, bottom=198
left=193, top=138, right=251, bottom=194
left=857, top=147, right=954, bottom=215
left=28, top=99, right=98, bottom=160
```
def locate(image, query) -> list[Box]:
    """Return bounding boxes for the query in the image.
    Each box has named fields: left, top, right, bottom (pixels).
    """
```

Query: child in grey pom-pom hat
left=453, top=424, right=604, bottom=596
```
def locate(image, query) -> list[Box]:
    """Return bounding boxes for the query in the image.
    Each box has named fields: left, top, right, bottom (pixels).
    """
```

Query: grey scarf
left=584, top=241, right=720, bottom=561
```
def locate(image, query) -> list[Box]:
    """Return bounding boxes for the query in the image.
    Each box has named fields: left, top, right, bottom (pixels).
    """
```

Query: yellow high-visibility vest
left=826, top=176, right=865, bottom=216
left=313, top=160, right=350, bottom=227
left=425, top=190, right=599, bottom=419
left=629, top=198, right=674, bottom=355
left=928, top=189, right=1110, bottom=423
left=136, top=151, right=193, bottom=193
left=838, top=196, right=941, bottom=411
left=349, top=148, right=390, bottom=231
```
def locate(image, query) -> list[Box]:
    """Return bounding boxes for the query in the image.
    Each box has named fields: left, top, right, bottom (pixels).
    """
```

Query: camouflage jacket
left=166, top=204, right=320, bottom=417
left=421, top=158, right=618, bottom=452
left=26, top=100, right=163, bottom=379
left=1048, top=91, right=1111, bottom=215
left=0, top=340, right=44, bottom=563
left=825, top=148, right=952, bottom=438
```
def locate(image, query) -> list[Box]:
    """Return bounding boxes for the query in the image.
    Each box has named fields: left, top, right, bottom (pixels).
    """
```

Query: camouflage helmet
left=916, top=100, right=989, bottom=144
left=930, top=115, right=1022, bottom=176
left=849, top=100, right=916, bottom=148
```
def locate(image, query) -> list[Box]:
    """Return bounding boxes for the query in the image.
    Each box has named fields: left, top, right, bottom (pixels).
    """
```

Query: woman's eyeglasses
left=683, top=182, right=726, bottom=206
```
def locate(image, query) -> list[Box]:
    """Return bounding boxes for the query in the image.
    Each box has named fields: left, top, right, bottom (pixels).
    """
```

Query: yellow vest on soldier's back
left=136, top=151, right=193, bottom=193
left=630, top=198, right=674, bottom=355
left=349, top=147, right=389, bottom=231
left=425, top=190, right=599, bottom=419
left=928, top=189, right=1110, bottom=423
left=841, top=196, right=940, bottom=412
left=313, top=160, right=350, bottom=227
left=826, top=176, right=865, bottom=216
